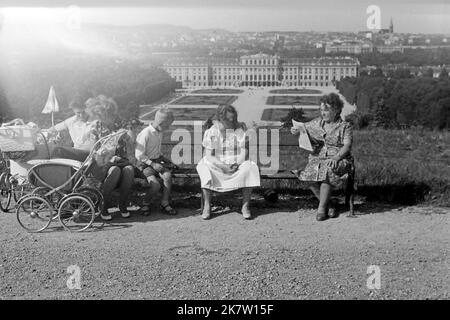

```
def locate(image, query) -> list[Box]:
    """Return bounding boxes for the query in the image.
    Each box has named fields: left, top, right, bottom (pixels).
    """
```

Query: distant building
left=163, top=54, right=359, bottom=88
left=325, top=41, right=373, bottom=54
left=377, top=17, right=394, bottom=34
left=376, top=45, right=404, bottom=53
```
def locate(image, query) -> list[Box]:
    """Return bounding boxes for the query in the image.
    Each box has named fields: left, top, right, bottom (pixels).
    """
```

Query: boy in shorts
left=135, top=109, right=177, bottom=215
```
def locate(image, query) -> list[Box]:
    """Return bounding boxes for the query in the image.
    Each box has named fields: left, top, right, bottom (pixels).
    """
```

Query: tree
left=281, top=107, right=306, bottom=128
left=337, top=74, right=450, bottom=130
left=373, top=98, right=394, bottom=128
left=424, top=68, right=434, bottom=78
left=359, top=70, right=369, bottom=77
left=393, top=68, right=412, bottom=79
left=370, top=68, right=384, bottom=77
left=439, top=67, right=449, bottom=79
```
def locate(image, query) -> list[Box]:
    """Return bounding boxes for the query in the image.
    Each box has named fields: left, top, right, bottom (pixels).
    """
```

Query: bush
left=338, top=76, right=450, bottom=130
left=280, top=107, right=307, bottom=128
left=345, top=111, right=373, bottom=129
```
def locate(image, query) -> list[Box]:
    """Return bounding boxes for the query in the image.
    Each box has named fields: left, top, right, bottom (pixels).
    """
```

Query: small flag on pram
left=42, top=86, right=60, bottom=126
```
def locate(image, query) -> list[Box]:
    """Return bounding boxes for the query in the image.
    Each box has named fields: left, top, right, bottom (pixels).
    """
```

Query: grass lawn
left=266, top=96, right=321, bottom=105
left=161, top=127, right=450, bottom=206
left=261, top=108, right=320, bottom=122
left=269, top=89, right=322, bottom=94
left=191, top=89, right=243, bottom=94
left=141, top=107, right=217, bottom=121
left=170, top=95, right=238, bottom=105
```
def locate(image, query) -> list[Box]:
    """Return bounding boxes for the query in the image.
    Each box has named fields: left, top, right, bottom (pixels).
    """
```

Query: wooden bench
left=158, top=126, right=355, bottom=216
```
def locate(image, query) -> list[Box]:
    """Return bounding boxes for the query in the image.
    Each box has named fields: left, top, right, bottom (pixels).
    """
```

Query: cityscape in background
left=0, top=3, right=449, bottom=301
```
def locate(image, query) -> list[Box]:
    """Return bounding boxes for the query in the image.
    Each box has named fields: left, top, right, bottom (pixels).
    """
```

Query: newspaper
left=292, top=119, right=313, bottom=152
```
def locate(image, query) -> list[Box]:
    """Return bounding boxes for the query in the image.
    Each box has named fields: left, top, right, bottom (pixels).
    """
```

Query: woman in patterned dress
left=291, top=93, right=354, bottom=221
left=85, top=95, right=135, bottom=220
left=196, top=105, right=260, bottom=220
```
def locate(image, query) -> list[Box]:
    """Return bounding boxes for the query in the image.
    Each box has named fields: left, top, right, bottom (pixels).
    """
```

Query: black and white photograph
left=0, top=0, right=448, bottom=306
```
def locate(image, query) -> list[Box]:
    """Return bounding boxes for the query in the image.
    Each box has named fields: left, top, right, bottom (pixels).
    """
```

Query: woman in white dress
left=196, top=105, right=260, bottom=220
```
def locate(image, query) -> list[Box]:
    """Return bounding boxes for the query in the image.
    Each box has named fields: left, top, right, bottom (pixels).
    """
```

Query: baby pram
left=0, top=125, right=126, bottom=232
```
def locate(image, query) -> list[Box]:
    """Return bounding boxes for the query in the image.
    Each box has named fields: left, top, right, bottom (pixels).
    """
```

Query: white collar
left=148, top=124, right=160, bottom=134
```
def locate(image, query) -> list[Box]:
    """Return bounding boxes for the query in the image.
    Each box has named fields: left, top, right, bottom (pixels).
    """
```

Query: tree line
left=337, top=73, right=450, bottom=130
left=324, top=47, right=450, bottom=67
left=0, top=53, right=175, bottom=127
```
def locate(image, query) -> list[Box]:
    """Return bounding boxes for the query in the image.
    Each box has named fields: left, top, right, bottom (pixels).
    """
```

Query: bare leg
left=145, top=176, right=161, bottom=201
left=102, top=166, right=121, bottom=211
left=202, top=188, right=212, bottom=219
left=241, top=187, right=252, bottom=219
left=318, top=182, right=332, bottom=218
left=141, top=176, right=160, bottom=215
left=118, top=165, right=134, bottom=211
left=309, top=182, right=321, bottom=200
left=160, top=171, right=176, bottom=215
left=160, top=171, right=172, bottom=206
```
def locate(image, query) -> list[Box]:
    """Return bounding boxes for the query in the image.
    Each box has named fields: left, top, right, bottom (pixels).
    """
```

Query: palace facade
left=163, top=54, right=359, bottom=88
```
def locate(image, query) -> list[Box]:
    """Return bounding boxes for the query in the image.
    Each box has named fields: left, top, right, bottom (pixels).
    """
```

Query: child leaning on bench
left=135, top=108, right=177, bottom=216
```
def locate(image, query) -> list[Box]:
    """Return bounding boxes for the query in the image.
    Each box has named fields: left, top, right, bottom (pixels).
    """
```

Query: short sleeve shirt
left=54, top=116, right=99, bottom=151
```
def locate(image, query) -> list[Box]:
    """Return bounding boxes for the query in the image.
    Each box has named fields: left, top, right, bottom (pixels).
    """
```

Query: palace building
left=163, top=54, right=359, bottom=88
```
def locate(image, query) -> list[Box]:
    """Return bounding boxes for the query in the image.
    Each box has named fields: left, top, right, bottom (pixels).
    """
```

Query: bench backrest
left=159, top=125, right=309, bottom=175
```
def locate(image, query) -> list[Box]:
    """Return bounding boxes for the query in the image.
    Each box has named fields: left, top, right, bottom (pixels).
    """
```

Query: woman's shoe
left=160, top=203, right=177, bottom=215
left=119, top=205, right=131, bottom=218
left=242, top=206, right=252, bottom=220
left=141, top=205, right=151, bottom=216
left=100, top=213, right=112, bottom=221
left=327, top=200, right=339, bottom=218
left=316, top=211, right=327, bottom=221
left=201, top=209, right=211, bottom=220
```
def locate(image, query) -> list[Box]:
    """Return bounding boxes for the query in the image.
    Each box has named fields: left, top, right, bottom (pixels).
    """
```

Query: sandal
left=119, top=206, right=131, bottom=218
left=160, top=203, right=177, bottom=215
left=201, top=209, right=211, bottom=220
left=141, top=205, right=151, bottom=216
left=316, top=211, right=327, bottom=221
left=327, top=200, right=339, bottom=218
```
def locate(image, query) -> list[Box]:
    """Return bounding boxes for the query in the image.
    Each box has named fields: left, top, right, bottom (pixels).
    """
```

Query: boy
left=135, top=109, right=177, bottom=215
left=49, top=97, right=99, bottom=162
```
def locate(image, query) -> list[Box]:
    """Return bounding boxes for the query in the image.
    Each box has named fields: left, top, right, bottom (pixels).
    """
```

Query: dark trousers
left=101, top=165, right=135, bottom=211
left=51, top=146, right=90, bottom=162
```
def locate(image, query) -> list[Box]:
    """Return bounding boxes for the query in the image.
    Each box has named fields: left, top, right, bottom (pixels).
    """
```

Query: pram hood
left=27, top=158, right=84, bottom=191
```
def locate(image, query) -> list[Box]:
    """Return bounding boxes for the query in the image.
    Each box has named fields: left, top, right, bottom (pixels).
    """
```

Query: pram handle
left=81, top=129, right=128, bottom=168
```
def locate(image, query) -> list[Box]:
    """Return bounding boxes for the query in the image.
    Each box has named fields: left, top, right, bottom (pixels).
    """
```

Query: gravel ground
left=0, top=195, right=448, bottom=300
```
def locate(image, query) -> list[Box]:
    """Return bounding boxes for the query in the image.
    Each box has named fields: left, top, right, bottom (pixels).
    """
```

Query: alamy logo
left=66, top=265, right=81, bottom=290
left=366, top=5, right=381, bottom=30
left=366, top=265, right=381, bottom=290
left=169, top=124, right=280, bottom=175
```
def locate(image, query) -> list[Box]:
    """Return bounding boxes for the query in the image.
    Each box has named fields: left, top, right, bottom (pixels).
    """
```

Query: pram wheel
left=74, top=186, right=104, bottom=215
left=13, top=184, right=27, bottom=204
left=58, top=194, right=95, bottom=232
left=0, top=172, right=13, bottom=212
left=31, top=187, right=62, bottom=220
left=16, top=195, right=53, bottom=233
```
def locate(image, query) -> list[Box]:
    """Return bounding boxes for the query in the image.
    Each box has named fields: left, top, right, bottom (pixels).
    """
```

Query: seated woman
left=85, top=95, right=135, bottom=221
left=196, top=104, right=260, bottom=220
left=291, top=93, right=354, bottom=221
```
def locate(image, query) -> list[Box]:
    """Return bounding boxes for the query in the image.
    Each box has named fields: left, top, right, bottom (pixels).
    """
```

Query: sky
left=0, top=0, right=449, bottom=34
